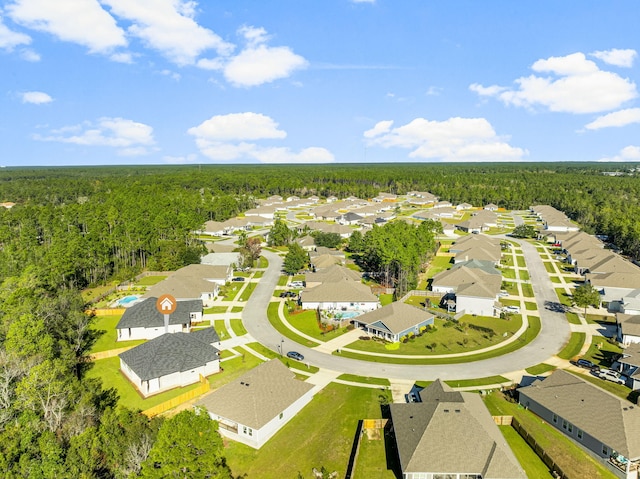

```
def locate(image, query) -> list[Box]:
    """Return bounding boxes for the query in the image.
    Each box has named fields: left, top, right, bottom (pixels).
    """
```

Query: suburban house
left=456, top=216, right=489, bottom=234
left=305, top=264, right=362, bottom=288
left=433, top=200, right=453, bottom=209
left=353, top=302, right=435, bottom=342
left=299, top=278, right=380, bottom=312
left=337, top=212, right=364, bottom=225
left=309, top=253, right=342, bottom=270
left=116, top=298, right=203, bottom=341
left=200, top=252, right=242, bottom=268
left=390, top=380, right=526, bottom=479
left=196, top=360, right=315, bottom=449
left=406, top=191, right=438, bottom=206
left=301, top=220, right=353, bottom=238
left=456, top=202, right=473, bottom=210
left=530, top=205, right=580, bottom=232
left=484, top=203, right=499, bottom=211
left=589, top=274, right=640, bottom=314
left=616, top=314, right=640, bottom=346
left=451, top=236, right=502, bottom=266
left=294, top=235, right=316, bottom=252
left=613, top=342, right=640, bottom=390
left=518, top=370, right=640, bottom=478
left=119, top=327, right=220, bottom=397
left=144, top=263, right=232, bottom=305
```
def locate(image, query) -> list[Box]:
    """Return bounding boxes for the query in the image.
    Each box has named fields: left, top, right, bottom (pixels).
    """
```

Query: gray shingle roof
left=196, top=360, right=314, bottom=429
left=390, top=380, right=525, bottom=478
left=519, top=370, right=640, bottom=459
left=116, top=297, right=202, bottom=329
left=119, top=329, right=219, bottom=381
left=358, top=302, right=434, bottom=334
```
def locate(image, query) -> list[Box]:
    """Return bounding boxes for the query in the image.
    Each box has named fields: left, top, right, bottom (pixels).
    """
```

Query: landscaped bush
left=469, top=323, right=495, bottom=336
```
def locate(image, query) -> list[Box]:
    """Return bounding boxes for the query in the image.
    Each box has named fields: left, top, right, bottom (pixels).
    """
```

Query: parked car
left=289, top=281, right=305, bottom=288
left=280, top=291, right=297, bottom=298
left=575, top=358, right=598, bottom=370
left=232, top=277, right=245, bottom=282
left=598, top=369, right=626, bottom=385
left=498, top=290, right=509, bottom=297
left=286, top=351, right=304, bottom=361
left=406, top=392, right=419, bottom=403
left=503, top=306, right=520, bottom=313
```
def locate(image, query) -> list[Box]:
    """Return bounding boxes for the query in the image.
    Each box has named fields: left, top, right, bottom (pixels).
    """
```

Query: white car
left=598, top=369, right=626, bottom=385
left=498, top=290, right=509, bottom=297
left=503, top=306, right=520, bottom=313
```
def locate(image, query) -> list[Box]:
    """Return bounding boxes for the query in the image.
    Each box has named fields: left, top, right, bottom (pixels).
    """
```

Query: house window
left=562, top=419, right=567, bottom=430
left=567, top=423, right=573, bottom=433
left=248, top=428, right=253, bottom=437
left=577, top=428, right=583, bottom=440
left=602, top=445, right=609, bottom=456
left=552, top=414, right=558, bottom=423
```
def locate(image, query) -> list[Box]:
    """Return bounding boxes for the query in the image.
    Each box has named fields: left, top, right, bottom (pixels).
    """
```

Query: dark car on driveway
left=232, top=277, right=245, bottom=282
left=286, top=351, right=304, bottom=361
left=576, top=358, right=598, bottom=370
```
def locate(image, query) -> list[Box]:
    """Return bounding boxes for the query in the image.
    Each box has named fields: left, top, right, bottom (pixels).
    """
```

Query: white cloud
left=110, top=52, right=133, bottom=63
left=364, top=116, right=526, bottom=162
left=20, top=48, right=39, bottom=61
left=21, top=91, right=52, bottom=104
left=34, top=117, right=155, bottom=155
left=222, top=26, right=307, bottom=87
left=0, top=15, right=31, bottom=50
left=471, top=52, right=637, bottom=114
left=591, top=48, right=637, bottom=68
left=598, top=145, right=640, bottom=162
left=102, top=0, right=234, bottom=65
left=7, top=0, right=127, bottom=53
left=188, top=112, right=333, bottom=163
left=584, top=108, right=640, bottom=130
left=188, top=112, right=287, bottom=141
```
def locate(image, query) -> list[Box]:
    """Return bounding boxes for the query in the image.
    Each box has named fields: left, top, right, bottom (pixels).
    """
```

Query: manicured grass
left=503, top=281, right=518, bottom=295
left=498, top=426, right=555, bottom=478
left=204, top=305, right=228, bottom=314
left=209, top=353, right=263, bottom=389
left=501, top=268, right=516, bottom=279
left=239, top=282, right=256, bottom=301
left=549, top=275, right=562, bottom=283
left=337, top=373, right=391, bottom=386
left=525, top=363, right=556, bottom=375
left=443, top=375, right=510, bottom=388
left=230, top=319, right=248, bottom=336
left=582, top=336, right=623, bottom=368
left=213, top=320, right=230, bottom=339
left=543, top=261, right=556, bottom=273
left=555, top=288, right=573, bottom=307
left=519, top=270, right=530, bottom=281
left=483, top=391, right=618, bottom=479
left=89, top=313, right=146, bottom=353
left=336, top=316, right=541, bottom=365
left=525, top=301, right=537, bottom=311
left=267, top=302, right=320, bottom=347
left=501, top=256, right=514, bottom=267
left=135, top=275, right=168, bottom=286
left=521, top=283, right=534, bottom=297
left=252, top=270, right=264, bottom=279
left=516, top=256, right=526, bottom=268
left=556, top=332, right=585, bottom=360
left=565, top=312, right=582, bottom=325
left=245, top=342, right=320, bottom=373
left=500, top=298, right=521, bottom=307
left=278, top=275, right=289, bottom=286
left=221, top=283, right=243, bottom=301
left=348, top=315, right=523, bottom=356
left=257, top=256, right=269, bottom=268
left=82, top=283, right=116, bottom=303
left=353, top=435, right=397, bottom=479
left=231, top=306, right=243, bottom=313
left=379, top=293, right=394, bottom=306
left=586, top=314, right=615, bottom=325
left=225, top=383, right=392, bottom=479
left=285, top=307, right=348, bottom=342
left=425, top=255, right=454, bottom=278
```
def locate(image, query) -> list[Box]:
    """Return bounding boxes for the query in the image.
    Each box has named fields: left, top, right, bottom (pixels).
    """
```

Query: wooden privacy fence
left=492, top=415, right=513, bottom=426
left=512, top=417, right=571, bottom=479
left=88, top=308, right=125, bottom=316
left=142, top=375, right=211, bottom=418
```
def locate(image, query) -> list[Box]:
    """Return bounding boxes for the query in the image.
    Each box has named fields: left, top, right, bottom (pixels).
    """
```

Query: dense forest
left=1, top=162, right=639, bottom=477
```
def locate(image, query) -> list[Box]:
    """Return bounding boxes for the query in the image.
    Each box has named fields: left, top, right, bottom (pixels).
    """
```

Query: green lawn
left=425, top=255, right=454, bottom=278
left=231, top=306, right=243, bottom=313
left=245, top=342, right=320, bottom=373
left=525, top=301, right=537, bottom=311
left=519, top=270, right=530, bottom=281
left=543, top=261, right=556, bottom=273
left=239, top=282, right=256, bottom=301
left=257, top=256, right=269, bottom=268
left=89, top=313, right=146, bottom=353
left=555, top=288, right=573, bottom=307
left=285, top=307, right=348, bottom=342
left=278, top=275, right=289, bottom=286
left=582, top=336, right=623, bottom=368
left=521, top=283, right=534, bottom=297
left=347, top=315, right=523, bottom=356
left=267, top=302, right=320, bottom=347
left=135, top=275, right=167, bottom=286
left=221, top=283, right=243, bottom=301
left=556, top=332, right=585, bottom=360
left=204, top=305, right=228, bottom=314
left=443, top=375, right=510, bottom=388
left=213, top=320, right=230, bottom=340
left=549, top=275, right=562, bottom=283
left=230, top=319, right=247, bottom=336
left=525, top=363, right=556, bottom=375
left=516, top=256, right=526, bottom=268
left=498, top=426, right=555, bottom=478
left=337, top=373, right=391, bottom=386
left=379, top=293, right=394, bottom=306
left=501, top=256, right=514, bottom=267
left=501, top=268, right=516, bottom=279
left=252, top=270, right=264, bottom=279
left=225, top=383, right=393, bottom=479
left=565, top=312, right=582, bottom=325
left=502, top=281, right=518, bottom=295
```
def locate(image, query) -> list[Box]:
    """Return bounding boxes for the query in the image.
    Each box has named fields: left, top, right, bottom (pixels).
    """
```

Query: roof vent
left=455, top=409, right=461, bottom=413
left=245, top=382, right=250, bottom=386
left=444, top=409, right=449, bottom=413
left=240, top=382, right=245, bottom=385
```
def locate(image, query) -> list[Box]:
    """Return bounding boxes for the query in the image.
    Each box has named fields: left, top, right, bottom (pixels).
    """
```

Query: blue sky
left=1, top=0, right=639, bottom=166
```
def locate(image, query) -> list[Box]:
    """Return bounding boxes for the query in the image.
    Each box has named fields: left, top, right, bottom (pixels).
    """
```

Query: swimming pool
left=336, top=311, right=361, bottom=319
left=116, top=295, right=141, bottom=307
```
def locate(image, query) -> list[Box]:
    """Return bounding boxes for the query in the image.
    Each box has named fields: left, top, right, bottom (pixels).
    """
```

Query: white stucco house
left=116, top=298, right=203, bottom=341
left=119, top=328, right=220, bottom=397
left=196, top=360, right=315, bottom=449
left=299, top=278, right=380, bottom=312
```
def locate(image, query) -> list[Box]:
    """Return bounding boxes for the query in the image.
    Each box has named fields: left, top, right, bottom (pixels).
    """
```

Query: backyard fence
left=492, top=415, right=513, bottom=426
left=88, top=308, right=126, bottom=316
left=142, top=375, right=211, bottom=418
left=511, top=417, right=571, bottom=479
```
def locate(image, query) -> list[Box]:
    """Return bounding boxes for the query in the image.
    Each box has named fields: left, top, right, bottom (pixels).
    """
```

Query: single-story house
left=144, top=264, right=232, bottom=305
left=616, top=314, right=640, bottom=346
left=431, top=260, right=500, bottom=294
left=305, top=264, right=361, bottom=288
left=119, top=328, right=220, bottom=397
left=294, top=235, right=316, bottom=252
left=300, top=278, right=379, bottom=312
left=116, top=298, right=203, bottom=341
left=613, top=342, right=640, bottom=390
left=353, top=302, right=435, bottom=342
left=519, top=370, right=640, bottom=477
left=456, top=202, right=473, bottom=210
left=433, top=200, right=453, bottom=209
left=310, top=253, right=342, bottom=270
left=456, top=216, right=489, bottom=234
left=196, top=360, right=315, bottom=449
left=200, top=252, right=242, bottom=268
left=484, top=203, right=499, bottom=211
left=390, top=380, right=526, bottom=479
left=337, top=212, right=364, bottom=225
left=588, top=273, right=640, bottom=313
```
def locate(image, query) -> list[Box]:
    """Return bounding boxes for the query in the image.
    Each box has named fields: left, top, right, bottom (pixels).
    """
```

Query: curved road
left=243, top=243, right=571, bottom=381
